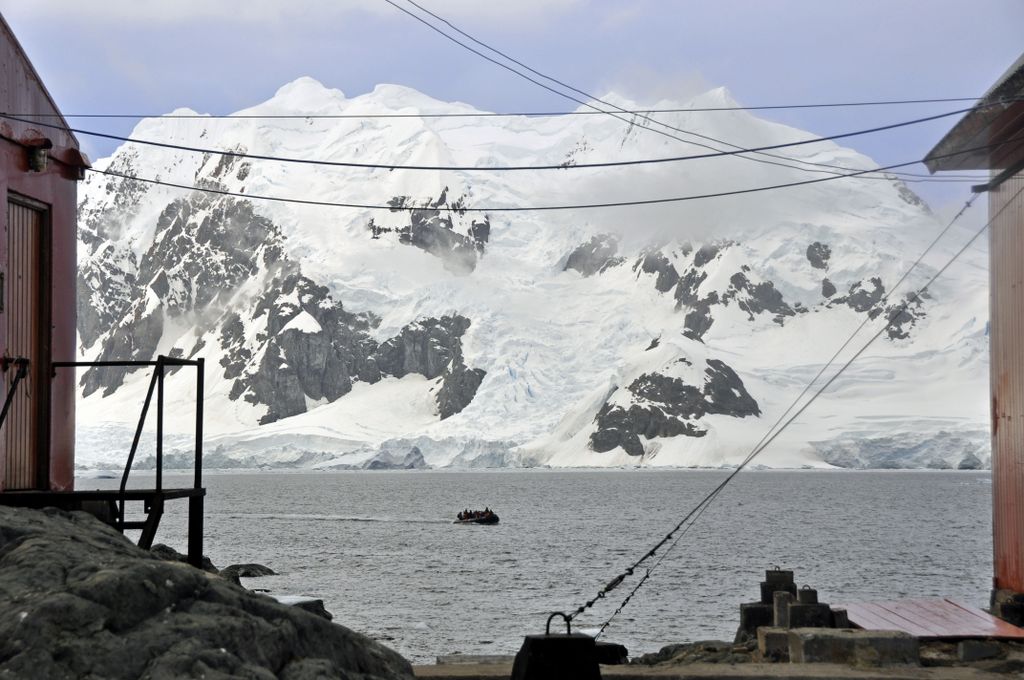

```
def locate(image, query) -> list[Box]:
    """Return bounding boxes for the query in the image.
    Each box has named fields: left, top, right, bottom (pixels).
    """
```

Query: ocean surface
left=80, top=469, right=993, bottom=664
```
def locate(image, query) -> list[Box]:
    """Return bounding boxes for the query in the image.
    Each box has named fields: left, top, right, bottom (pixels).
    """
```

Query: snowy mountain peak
left=265, top=76, right=347, bottom=110
left=75, top=78, right=990, bottom=472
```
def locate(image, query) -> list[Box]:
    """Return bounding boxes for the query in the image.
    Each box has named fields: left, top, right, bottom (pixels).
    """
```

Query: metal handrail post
left=156, top=356, right=164, bottom=493
left=195, top=358, right=204, bottom=490
left=119, top=360, right=162, bottom=529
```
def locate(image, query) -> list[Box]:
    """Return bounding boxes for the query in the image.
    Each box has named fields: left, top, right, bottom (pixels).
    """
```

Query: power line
left=83, top=135, right=1017, bottom=212
left=385, top=0, right=984, bottom=182
left=578, top=182, right=1024, bottom=636
left=7, top=96, right=1017, bottom=119
left=5, top=109, right=988, bottom=177
left=590, top=192, right=984, bottom=638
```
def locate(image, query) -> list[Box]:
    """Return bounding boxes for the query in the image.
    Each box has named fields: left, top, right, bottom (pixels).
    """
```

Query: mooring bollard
left=797, top=585, right=818, bottom=604
left=510, top=612, right=601, bottom=680
left=760, top=570, right=797, bottom=603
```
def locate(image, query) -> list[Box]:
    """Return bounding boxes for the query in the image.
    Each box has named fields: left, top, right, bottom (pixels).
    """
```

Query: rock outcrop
left=0, top=505, right=413, bottom=680
left=368, top=190, right=488, bottom=274
left=590, top=355, right=760, bottom=456
left=564, top=234, right=622, bottom=276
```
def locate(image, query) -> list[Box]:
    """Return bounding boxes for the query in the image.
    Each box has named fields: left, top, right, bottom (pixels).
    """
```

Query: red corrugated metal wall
left=2, top=199, right=44, bottom=489
left=0, top=16, right=80, bottom=492
left=991, top=171, right=1024, bottom=594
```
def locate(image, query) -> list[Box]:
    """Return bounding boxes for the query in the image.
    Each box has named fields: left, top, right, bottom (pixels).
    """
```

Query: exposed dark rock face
left=437, top=362, right=487, bottom=420
left=888, top=175, right=931, bottom=212
left=590, top=357, right=760, bottom=456
left=723, top=272, right=795, bottom=324
left=77, top=243, right=139, bottom=351
left=837, top=276, right=886, bottom=313
left=0, top=506, right=414, bottom=680
left=693, top=243, right=728, bottom=267
left=674, top=269, right=718, bottom=339
left=236, top=272, right=381, bottom=424
left=80, top=192, right=287, bottom=397
left=368, top=189, right=488, bottom=274
left=821, top=278, right=836, bottom=298
left=634, top=250, right=681, bottom=292
left=590, top=402, right=706, bottom=456
left=376, top=315, right=468, bottom=380
left=806, top=242, right=831, bottom=270
left=564, top=234, right=622, bottom=276
left=376, top=315, right=486, bottom=420
left=78, top=184, right=488, bottom=424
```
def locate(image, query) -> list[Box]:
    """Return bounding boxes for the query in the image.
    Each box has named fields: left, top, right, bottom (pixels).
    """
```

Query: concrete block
left=738, top=602, right=773, bottom=636
left=995, top=602, right=1024, bottom=627
left=765, top=568, right=795, bottom=586
left=773, top=590, right=794, bottom=627
left=788, top=628, right=920, bottom=666
left=788, top=602, right=832, bottom=628
left=830, top=607, right=849, bottom=628
left=757, top=626, right=789, bottom=662
left=760, top=580, right=797, bottom=604
left=957, top=639, right=1003, bottom=662
left=594, top=641, right=628, bottom=665
left=797, top=586, right=818, bottom=604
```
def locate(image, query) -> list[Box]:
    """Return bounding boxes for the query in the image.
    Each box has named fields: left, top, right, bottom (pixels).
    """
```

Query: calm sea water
left=80, top=470, right=993, bottom=664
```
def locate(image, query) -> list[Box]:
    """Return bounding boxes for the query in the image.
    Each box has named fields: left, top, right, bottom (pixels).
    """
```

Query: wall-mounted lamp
left=26, top=139, right=53, bottom=172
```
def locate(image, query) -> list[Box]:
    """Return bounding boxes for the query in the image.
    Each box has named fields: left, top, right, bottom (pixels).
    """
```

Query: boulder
left=0, top=505, right=413, bottom=680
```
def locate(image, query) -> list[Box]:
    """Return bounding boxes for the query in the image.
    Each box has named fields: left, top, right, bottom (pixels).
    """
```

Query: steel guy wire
left=387, top=0, right=996, bottom=181
left=574, top=185, right=1021, bottom=636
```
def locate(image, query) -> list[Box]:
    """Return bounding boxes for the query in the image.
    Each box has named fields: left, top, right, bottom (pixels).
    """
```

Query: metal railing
left=52, top=355, right=205, bottom=529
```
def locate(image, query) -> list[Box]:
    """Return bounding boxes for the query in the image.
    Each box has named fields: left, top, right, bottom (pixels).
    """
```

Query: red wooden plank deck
left=840, top=598, right=1024, bottom=640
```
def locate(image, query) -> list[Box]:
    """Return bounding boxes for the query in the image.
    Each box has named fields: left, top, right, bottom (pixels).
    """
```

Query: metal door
left=2, top=196, right=47, bottom=489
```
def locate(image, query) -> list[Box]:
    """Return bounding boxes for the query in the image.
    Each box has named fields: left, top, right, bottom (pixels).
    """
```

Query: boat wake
left=225, top=512, right=451, bottom=524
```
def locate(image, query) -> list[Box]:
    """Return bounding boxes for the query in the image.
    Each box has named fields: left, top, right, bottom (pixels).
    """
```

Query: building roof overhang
left=926, top=52, right=1024, bottom=173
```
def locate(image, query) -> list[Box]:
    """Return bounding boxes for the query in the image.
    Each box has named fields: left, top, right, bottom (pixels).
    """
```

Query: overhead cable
left=3, top=108, right=988, bottom=174
left=590, top=192, right=983, bottom=637
left=9, top=96, right=1021, bottom=119
left=581, top=179, right=1019, bottom=630
left=84, top=135, right=1019, bottom=212
left=385, top=0, right=983, bottom=182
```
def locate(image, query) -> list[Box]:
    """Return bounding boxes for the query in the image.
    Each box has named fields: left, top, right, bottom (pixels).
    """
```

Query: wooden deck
left=842, top=598, right=1024, bottom=639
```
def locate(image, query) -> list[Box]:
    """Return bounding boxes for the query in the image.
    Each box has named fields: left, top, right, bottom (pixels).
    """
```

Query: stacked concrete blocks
left=745, top=568, right=920, bottom=666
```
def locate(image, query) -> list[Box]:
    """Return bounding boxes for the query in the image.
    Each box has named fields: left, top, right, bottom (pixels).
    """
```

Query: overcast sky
left=4, top=0, right=1023, bottom=211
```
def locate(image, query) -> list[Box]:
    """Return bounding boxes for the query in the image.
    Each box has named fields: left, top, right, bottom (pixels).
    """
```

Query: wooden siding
left=991, top=171, right=1024, bottom=593
left=2, top=198, right=42, bottom=489
left=844, top=598, right=1024, bottom=639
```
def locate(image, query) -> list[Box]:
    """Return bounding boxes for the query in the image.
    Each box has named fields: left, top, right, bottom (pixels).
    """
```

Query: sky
left=3, top=0, right=1023, bottom=214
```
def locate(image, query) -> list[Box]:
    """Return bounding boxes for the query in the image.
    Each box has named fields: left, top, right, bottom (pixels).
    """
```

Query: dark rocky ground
left=0, top=505, right=414, bottom=680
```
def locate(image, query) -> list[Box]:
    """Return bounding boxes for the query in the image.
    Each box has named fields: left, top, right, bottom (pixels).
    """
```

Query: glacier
left=74, top=77, right=991, bottom=471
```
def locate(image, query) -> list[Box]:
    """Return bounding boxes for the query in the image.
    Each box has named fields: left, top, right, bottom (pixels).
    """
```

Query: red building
left=0, top=14, right=88, bottom=493
left=926, top=53, right=1024, bottom=623
left=0, top=14, right=206, bottom=566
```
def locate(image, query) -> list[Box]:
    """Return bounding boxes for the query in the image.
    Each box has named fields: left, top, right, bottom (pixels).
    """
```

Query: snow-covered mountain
left=75, top=77, right=991, bottom=470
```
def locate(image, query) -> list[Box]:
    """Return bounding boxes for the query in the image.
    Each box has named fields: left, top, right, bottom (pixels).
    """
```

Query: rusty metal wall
left=0, top=17, right=80, bottom=492
left=990, top=171, right=1024, bottom=594
left=2, top=199, right=42, bottom=489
